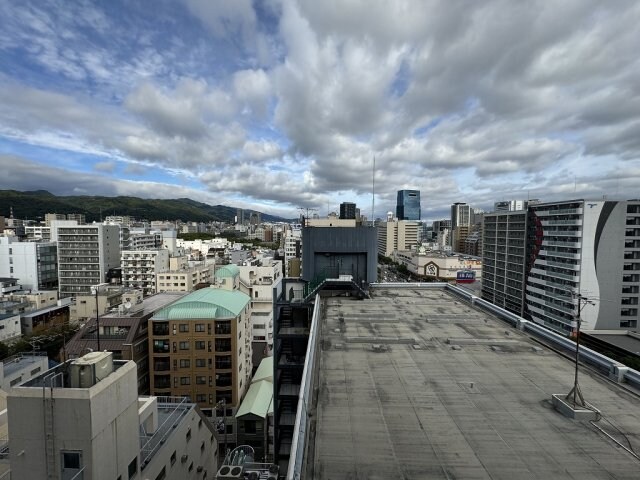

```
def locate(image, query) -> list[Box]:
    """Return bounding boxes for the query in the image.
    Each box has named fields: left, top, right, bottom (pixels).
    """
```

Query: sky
left=1, top=0, right=640, bottom=222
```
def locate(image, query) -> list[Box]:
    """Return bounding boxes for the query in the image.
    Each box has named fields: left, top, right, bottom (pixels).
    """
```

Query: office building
left=482, top=210, right=528, bottom=315
left=524, top=199, right=640, bottom=334
left=0, top=236, right=58, bottom=290
left=6, top=352, right=217, bottom=480
left=377, top=220, right=420, bottom=257
left=396, top=190, right=421, bottom=220
left=451, top=202, right=471, bottom=228
left=121, top=249, right=170, bottom=296
left=57, top=224, right=121, bottom=297
left=339, top=202, right=356, bottom=220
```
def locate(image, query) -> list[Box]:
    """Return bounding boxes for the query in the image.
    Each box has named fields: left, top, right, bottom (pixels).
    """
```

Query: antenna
left=297, top=207, right=317, bottom=226
left=371, top=156, right=376, bottom=226
left=565, top=292, right=597, bottom=408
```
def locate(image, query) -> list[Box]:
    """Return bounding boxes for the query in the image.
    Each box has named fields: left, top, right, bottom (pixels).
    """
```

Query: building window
left=61, top=451, right=82, bottom=473
left=128, top=457, right=137, bottom=479
left=186, top=428, right=192, bottom=441
left=196, top=394, right=207, bottom=403
left=179, top=324, right=189, bottom=332
left=179, top=341, right=189, bottom=350
left=180, top=359, right=190, bottom=368
left=195, top=340, right=206, bottom=350
left=196, top=376, right=206, bottom=385
left=180, top=377, right=191, bottom=385
left=170, top=451, right=176, bottom=466
left=195, top=358, right=206, bottom=368
left=195, top=323, right=205, bottom=332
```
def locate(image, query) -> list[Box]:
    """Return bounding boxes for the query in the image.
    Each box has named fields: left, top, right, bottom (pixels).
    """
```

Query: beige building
left=156, top=263, right=212, bottom=293
left=393, top=250, right=482, bottom=281
left=69, top=284, right=126, bottom=324
left=149, top=271, right=252, bottom=449
left=6, top=352, right=217, bottom=480
left=378, top=220, right=420, bottom=257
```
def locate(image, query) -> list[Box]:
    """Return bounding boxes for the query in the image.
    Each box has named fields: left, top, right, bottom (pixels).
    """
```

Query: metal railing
left=139, top=397, right=191, bottom=468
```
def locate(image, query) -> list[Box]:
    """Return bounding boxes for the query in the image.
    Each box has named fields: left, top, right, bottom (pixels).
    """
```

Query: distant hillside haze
left=0, top=190, right=289, bottom=223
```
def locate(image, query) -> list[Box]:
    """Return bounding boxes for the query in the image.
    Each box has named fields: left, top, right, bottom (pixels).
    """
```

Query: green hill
left=0, top=190, right=288, bottom=223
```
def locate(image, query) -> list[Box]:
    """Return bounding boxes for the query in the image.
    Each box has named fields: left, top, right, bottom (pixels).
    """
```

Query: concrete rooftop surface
left=309, top=287, right=640, bottom=480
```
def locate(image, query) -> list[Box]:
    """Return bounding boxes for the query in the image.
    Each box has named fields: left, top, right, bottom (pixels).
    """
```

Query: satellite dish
left=124, top=301, right=132, bottom=311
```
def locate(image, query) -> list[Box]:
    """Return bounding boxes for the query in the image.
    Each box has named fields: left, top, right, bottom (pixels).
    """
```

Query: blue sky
left=1, top=0, right=640, bottom=221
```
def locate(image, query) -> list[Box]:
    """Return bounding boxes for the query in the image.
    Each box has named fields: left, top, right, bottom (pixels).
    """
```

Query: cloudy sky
left=1, top=0, right=640, bottom=221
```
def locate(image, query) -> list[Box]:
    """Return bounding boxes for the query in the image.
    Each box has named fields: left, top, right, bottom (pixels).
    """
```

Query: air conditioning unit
left=216, top=465, right=243, bottom=479
left=70, top=351, right=114, bottom=388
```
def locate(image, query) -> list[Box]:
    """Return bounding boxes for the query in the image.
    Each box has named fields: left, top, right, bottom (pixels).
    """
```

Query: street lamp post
left=94, top=287, right=101, bottom=351
left=91, top=283, right=109, bottom=351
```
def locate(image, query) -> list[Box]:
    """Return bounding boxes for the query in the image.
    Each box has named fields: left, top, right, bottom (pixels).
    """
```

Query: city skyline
left=1, top=1, right=640, bottom=221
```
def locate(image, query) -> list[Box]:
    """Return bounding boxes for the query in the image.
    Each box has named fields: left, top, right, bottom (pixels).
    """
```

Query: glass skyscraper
left=396, top=190, right=421, bottom=220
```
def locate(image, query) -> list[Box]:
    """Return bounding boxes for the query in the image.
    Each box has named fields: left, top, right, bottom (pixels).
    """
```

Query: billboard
left=456, top=270, right=476, bottom=284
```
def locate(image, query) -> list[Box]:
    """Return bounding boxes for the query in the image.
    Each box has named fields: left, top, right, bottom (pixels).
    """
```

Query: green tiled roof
left=252, top=356, right=273, bottom=384
left=235, top=380, right=273, bottom=419
left=215, top=264, right=240, bottom=279
left=151, top=288, right=250, bottom=320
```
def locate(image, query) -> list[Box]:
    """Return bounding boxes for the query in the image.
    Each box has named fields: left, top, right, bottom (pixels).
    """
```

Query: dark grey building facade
left=396, top=190, right=421, bottom=220
left=301, top=226, right=378, bottom=284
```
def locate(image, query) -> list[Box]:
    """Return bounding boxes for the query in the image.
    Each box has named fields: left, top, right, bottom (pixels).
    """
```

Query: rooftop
left=215, top=264, right=240, bottom=279
left=307, top=287, right=640, bottom=479
left=151, top=287, right=250, bottom=321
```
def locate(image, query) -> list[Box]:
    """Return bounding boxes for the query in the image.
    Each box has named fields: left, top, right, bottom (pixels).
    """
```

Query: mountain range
left=0, top=190, right=289, bottom=223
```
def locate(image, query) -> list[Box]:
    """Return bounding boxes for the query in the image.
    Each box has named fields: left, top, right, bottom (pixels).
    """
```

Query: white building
left=525, top=199, right=640, bottom=333
left=24, top=225, right=51, bottom=241
left=57, top=224, right=121, bottom=297
left=129, top=233, right=160, bottom=250
left=238, top=257, right=283, bottom=354
left=377, top=220, right=420, bottom=257
left=0, top=352, right=49, bottom=390
left=0, top=236, right=58, bottom=290
left=283, top=227, right=302, bottom=277
left=6, top=351, right=218, bottom=480
left=0, top=312, right=21, bottom=343
left=122, top=249, right=170, bottom=296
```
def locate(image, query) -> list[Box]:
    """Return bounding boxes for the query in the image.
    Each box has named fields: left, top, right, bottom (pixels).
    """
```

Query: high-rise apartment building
left=482, top=210, right=528, bottom=315
left=378, top=220, right=420, bottom=257
left=525, top=200, right=640, bottom=333
left=57, top=224, right=121, bottom=297
left=121, top=249, right=170, bottom=296
left=396, top=190, right=421, bottom=220
left=339, top=202, right=356, bottom=220
left=0, top=236, right=58, bottom=290
left=483, top=199, right=640, bottom=334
